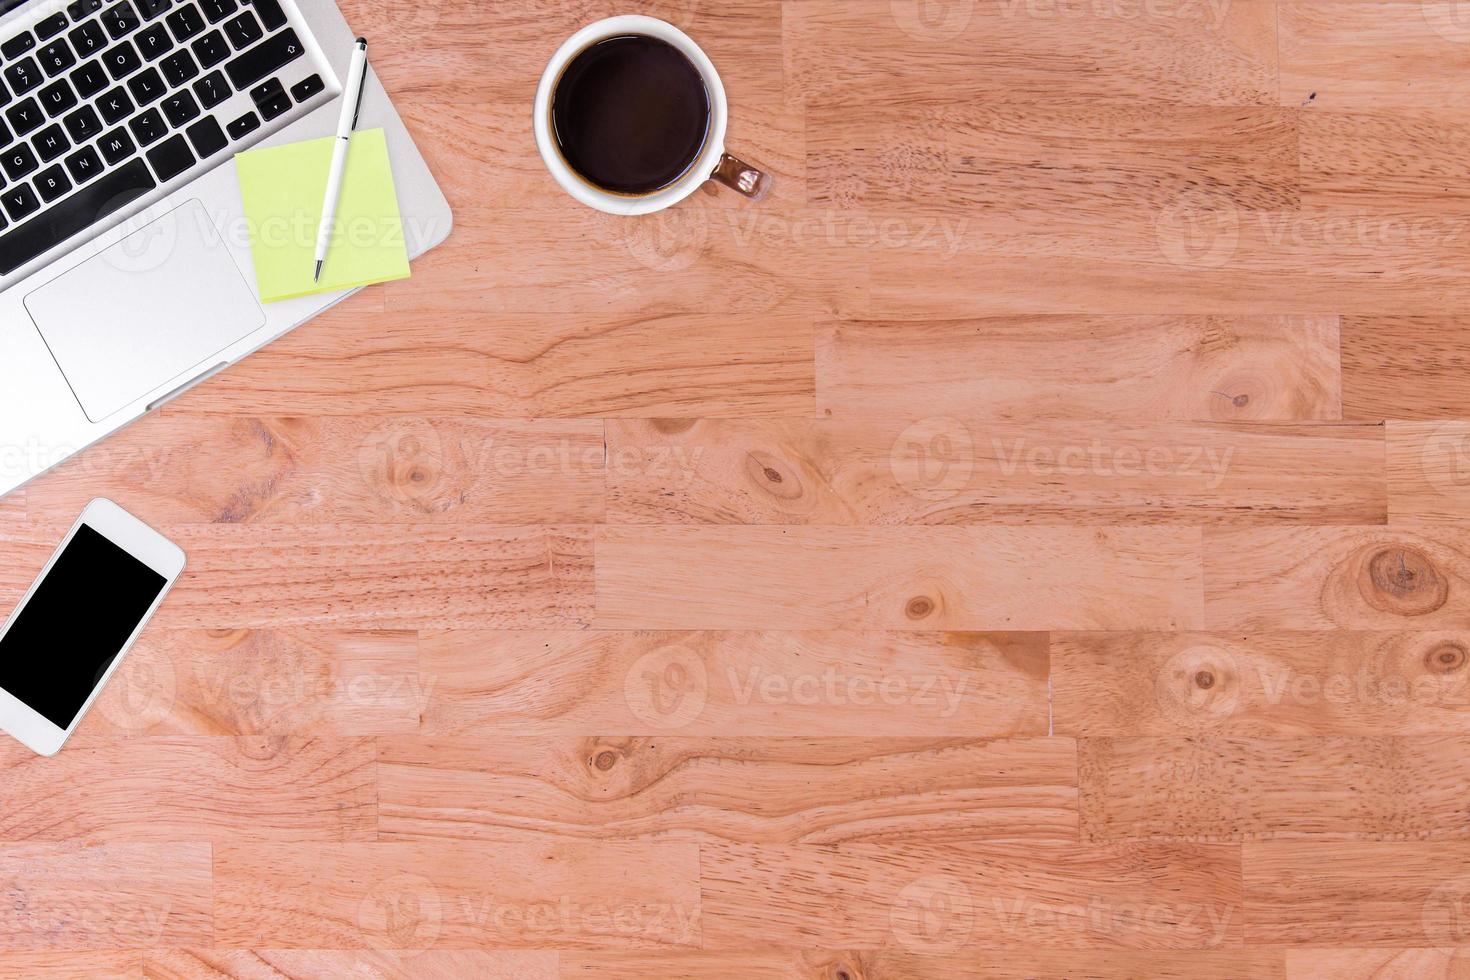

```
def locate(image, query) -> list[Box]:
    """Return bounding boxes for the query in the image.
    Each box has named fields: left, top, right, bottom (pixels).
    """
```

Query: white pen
left=313, top=37, right=370, bottom=282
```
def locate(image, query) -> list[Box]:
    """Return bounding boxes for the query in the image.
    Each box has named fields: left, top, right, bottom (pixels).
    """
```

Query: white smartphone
left=0, top=498, right=185, bottom=756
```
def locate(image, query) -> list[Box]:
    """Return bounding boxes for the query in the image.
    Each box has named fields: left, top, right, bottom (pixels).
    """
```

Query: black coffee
left=551, top=35, right=711, bottom=196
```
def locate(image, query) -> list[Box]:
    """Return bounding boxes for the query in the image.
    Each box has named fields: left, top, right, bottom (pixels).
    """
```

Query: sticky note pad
left=235, top=127, right=410, bottom=303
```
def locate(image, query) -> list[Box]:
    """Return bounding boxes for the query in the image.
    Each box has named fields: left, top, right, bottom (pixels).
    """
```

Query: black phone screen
left=0, top=524, right=167, bottom=729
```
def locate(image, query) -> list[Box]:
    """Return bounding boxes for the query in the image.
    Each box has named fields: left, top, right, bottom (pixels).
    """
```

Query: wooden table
left=1, top=1, right=1468, bottom=976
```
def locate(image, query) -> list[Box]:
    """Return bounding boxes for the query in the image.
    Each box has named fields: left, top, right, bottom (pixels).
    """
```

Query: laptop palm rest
left=23, top=199, right=265, bottom=424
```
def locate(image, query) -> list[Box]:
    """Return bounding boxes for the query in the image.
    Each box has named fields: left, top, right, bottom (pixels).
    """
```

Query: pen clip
left=349, top=41, right=369, bottom=131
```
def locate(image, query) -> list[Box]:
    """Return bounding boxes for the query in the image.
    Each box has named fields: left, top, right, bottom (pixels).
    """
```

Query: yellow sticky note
left=235, top=127, right=410, bottom=303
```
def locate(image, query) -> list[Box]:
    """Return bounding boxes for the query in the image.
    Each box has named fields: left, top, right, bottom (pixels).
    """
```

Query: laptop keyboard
left=0, top=0, right=328, bottom=276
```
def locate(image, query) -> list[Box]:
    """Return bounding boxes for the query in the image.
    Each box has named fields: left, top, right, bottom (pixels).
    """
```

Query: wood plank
left=817, top=316, right=1341, bottom=422
left=1079, top=736, right=1470, bottom=842
left=1279, top=2, right=1470, bottom=111
left=1343, top=317, right=1470, bottom=421
left=213, top=842, right=701, bottom=948
left=563, top=949, right=1287, bottom=979
left=0, top=952, right=142, bottom=979
left=420, top=630, right=1048, bottom=737
left=0, top=843, right=211, bottom=949
left=0, top=736, right=374, bottom=841
left=1052, top=631, right=1470, bottom=736
left=1204, top=526, right=1470, bottom=629
left=1299, top=109, right=1470, bottom=212
left=144, top=949, right=558, bottom=979
left=700, top=841, right=1243, bottom=949
left=23, top=414, right=605, bottom=526
left=377, top=737, right=1077, bottom=844
left=606, top=419, right=1384, bottom=525
left=1388, top=422, right=1470, bottom=523
left=596, top=526, right=1203, bottom=630
left=113, top=525, right=592, bottom=630
left=1286, top=949, right=1470, bottom=979
left=76, top=630, right=422, bottom=737
left=1243, top=842, right=1470, bottom=945
left=809, top=102, right=1299, bottom=214
left=785, top=0, right=1278, bottom=107
left=187, top=308, right=816, bottom=419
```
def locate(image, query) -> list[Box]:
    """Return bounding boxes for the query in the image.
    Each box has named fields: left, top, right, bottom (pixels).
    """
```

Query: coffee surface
left=552, top=35, right=711, bottom=195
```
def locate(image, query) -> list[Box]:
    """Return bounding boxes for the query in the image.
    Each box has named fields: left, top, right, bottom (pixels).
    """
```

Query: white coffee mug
left=534, top=15, right=771, bottom=215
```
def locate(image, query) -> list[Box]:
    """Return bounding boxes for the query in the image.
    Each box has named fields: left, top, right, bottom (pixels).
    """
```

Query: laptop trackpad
left=24, top=199, right=265, bottom=423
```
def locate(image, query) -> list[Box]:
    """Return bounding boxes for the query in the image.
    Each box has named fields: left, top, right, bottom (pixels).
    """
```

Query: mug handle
left=711, top=152, right=772, bottom=201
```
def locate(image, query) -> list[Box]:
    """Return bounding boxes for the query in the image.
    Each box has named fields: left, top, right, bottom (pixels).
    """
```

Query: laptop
left=0, top=0, right=451, bottom=497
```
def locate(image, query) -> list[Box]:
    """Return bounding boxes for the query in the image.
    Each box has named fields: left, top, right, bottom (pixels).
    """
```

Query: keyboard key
left=258, top=89, right=289, bottom=120
left=145, top=130, right=191, bottom=179
left=37, top=40, right=78, bottom=76
left=36, top=14, right=70, bottom=41
left=165, top=4, right=203, bottom=41
left=200, top=0, right=236, bottom=23
left=0, top=158, right=155, bottom=273
left=62, top=104, right=100, bottom=141
left=225, top=109, right=256, bottom=139
left=192, top=68, right=226, bottom=107
left=224, top=27, right=300, bottom=90
left=97, top=86, right=133, bottom=123
left=64, top=144, right=103, bottom=182
left=101, top=2, right=141, bottom=38
left=34, top=163, right=71, bottom=201
left=184, top=113, right=224, bottom=157
left=0, top=78, right=10, bottom=110
left=248, top=75, right=280, bottom=104
left=160, top=48, right=196, bottom=85
left=70, top=59, right=108, bottom=98
left=68, top=0, right=106, bottom=22
left=2, top=183, right=39, bottom=222
left=289, top=72, right=322, bottom=102
left=0, top=118, right=11, bottom=149
left=137, top=0, right=172, bottom=19
left=2, top=142, right=37, bottom=180
left=98, top=125, right=134, bottom=162
left=127, top=105, right=166, bottom=144
left=223, top=10, right=259, bottom=49
left=5, top=98, right=42, bottom=136
left=1, top=32, right=35, bottom=61
left=191, top=29, right=227, bottom=67
left=126, top=65, right=163, bottom=103
left=38, top=79, right=77, bottom=117
left=68, top=20, right=108, bottom=55
left=32, top=124, right=69, bottom=161
left=136, top=22, right=171, bottom=59
left=251, top=0, right=286, bottom=30
left=102, top=40, right=140, bottom=79
left=160, top=88, right=197, bottom=126
left=5, top=58, right=42, bottom=95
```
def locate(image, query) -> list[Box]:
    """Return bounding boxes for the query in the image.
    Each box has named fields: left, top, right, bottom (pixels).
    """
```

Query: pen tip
left=313, top=260, right=323, bottom=282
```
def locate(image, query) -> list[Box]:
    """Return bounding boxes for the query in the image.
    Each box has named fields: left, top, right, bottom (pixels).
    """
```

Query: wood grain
left=1079, top=736, right=1470, bottom=842
left=213, top=841, right=701, bottom=948
left=1387, top=422, right=1470, bottom=523
left=419, top=630, right=1048, bottom=737
left=142, top=949, right=558, bottom=979
left=699, top=841, right=1243, bottom=949
left=817, top=315, right=1342, bottom=422
left=1204, top=526, right=1470, bottom=629
left=1342, top=316, right=1470, bottom=421
left=377, top=736, right=1077, bottom=844
left=1052, top=631, right=1470, bottom=736
left=596, top=526, right=1203, bottom=630
left=1244, top=842, right=1470, bottom=945
left=1285, top=949, right=1470, bottom=979
left=606, top=418, right=1384, bottom=525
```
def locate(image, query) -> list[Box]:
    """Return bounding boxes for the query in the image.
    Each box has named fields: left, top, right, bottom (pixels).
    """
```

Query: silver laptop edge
left=0, top=0, right=452, bottom=497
